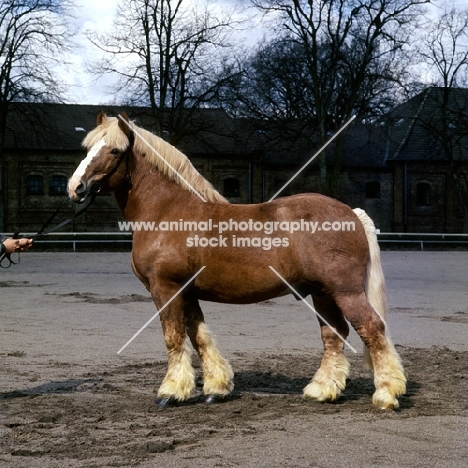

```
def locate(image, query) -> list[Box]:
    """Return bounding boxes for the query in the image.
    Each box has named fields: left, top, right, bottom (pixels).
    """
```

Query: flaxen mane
left=83, top=114, right=228, bottom=203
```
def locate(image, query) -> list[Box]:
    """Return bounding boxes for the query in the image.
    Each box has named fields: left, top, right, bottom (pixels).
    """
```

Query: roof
left=4, top=103, right=127, bottom=151
left=3, top=102, right=390, bottom=168
left=384, top=87, right=468, bottom=162
left=3, top=102, right=246, bottom=155
left=262, top=123, right=387, bottom=168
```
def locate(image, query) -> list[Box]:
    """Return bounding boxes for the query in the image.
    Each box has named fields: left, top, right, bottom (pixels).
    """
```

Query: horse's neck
left=117, top=151, right=196, bottom=221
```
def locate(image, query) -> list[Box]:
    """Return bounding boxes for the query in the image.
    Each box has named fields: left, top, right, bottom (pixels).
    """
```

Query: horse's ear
left=118, top=111, right=134, bottom=143
left=97, top=111, right=106, bottom=126
left=120, top=111, right=130, bottom=122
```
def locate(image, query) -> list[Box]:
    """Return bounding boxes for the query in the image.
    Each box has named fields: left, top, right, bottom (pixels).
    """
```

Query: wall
left=3, top=149, right=123, bottom=233
left=11, top=148, right=462, bottom=234
left=393, top=162, right=467, bottom=233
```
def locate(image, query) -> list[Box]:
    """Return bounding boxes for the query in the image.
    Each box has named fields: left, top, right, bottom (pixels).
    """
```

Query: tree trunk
left=0, top=102, right=8, bottom=231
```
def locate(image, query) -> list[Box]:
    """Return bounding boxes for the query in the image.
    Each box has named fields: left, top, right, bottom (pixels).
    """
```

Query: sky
left=64, top=0, right=120, bottom=104
left=64, top=0, right=468, bottom=105
left=65, top=0, right=254, bottom=104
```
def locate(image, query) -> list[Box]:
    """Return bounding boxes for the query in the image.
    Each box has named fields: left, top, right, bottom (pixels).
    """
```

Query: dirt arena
left=1, top=251, right=467, bottom=467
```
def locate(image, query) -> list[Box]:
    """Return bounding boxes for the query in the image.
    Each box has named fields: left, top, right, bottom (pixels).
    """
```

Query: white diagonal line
left=117, top=266, right=206, bottom=354
left=268, top=115, right=356, bottom=202
left=268, top=266, right=357, bottom=353
left=117, top=114, right=208, bottom=202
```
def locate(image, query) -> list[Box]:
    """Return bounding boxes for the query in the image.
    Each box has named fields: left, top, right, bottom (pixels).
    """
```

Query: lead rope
left=0, top=193, right=97, bottom=268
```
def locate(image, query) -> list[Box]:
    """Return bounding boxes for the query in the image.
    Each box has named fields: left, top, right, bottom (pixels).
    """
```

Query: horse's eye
left=111, top=149, right=119, bottom=155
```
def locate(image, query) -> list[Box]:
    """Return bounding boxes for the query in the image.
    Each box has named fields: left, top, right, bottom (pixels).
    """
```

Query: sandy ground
left=0, top=251, right=467, bottom=467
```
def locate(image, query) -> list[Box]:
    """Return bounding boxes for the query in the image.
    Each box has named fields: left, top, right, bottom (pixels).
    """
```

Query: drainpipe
left=0, top=164, right=4, bottom=231
left=248, top=153, right=252, bottom=204
left=262, top=159, right=265, bottom=202
left=403, top=162, right=408, bottom=232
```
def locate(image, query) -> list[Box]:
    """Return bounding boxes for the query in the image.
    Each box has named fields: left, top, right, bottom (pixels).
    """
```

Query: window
left=223, top=178, right=240, bottom=197
left=365, top=181, right=380, bottom=199
left=50, top=175, right=68, bottom=195
left=26, top=174, right=43, bottom=195
left=273, top=178, right=291, bottom=197
left=416, top=182, right=431, bottom=206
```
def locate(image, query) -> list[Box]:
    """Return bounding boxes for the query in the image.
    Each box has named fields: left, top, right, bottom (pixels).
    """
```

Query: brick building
left=1, top=88, right=467, bottom=234
left=385, top=87, right=468, bottom=233
left=0, top=103, right=255, bottom=233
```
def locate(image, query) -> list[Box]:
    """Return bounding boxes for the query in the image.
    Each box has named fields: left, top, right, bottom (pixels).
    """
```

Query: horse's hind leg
left=184, top=297, right=234, bottom=402
left=334, top=292, right=406, bottom=409
left=303, top=295, right=350, bottom=402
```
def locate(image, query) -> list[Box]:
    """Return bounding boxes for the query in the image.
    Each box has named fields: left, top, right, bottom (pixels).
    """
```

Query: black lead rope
left=1, top=145, right=129, bottom=268
left=32, top=193, right=97, bottom=239
left=0, top=193, right=97, bottom=268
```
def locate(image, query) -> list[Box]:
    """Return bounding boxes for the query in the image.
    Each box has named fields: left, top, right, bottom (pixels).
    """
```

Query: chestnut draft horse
left=68, top=112, right=406, bottom=409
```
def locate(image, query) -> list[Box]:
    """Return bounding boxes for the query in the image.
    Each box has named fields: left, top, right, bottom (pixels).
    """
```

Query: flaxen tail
left=353, top=208, right=388, bottom=369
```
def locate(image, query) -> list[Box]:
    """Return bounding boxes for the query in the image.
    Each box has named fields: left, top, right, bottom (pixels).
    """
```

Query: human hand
left=2, top=238, right=33, bottom=254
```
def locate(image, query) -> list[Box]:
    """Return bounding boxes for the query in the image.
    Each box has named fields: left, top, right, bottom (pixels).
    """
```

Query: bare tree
left=87, top=0, right=238, bottom=145
left=236, top=0, right=429, bottom=196
left=416, top=7, right=468, bottom=232
left=418, top=7, right=468, bottom=89
left=0, top=0, right=74, bottom=230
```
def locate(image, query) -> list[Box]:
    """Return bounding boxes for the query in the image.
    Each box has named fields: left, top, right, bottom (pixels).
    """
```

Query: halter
left=83, top=144, right=132, bottom=198
left=0, top=145, right=132, bottom=268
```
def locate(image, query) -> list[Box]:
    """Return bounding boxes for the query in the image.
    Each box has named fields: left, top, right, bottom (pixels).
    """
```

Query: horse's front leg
left=152, top=286, right=195, bottom=406
left=184, top=297, right=234, bottom=403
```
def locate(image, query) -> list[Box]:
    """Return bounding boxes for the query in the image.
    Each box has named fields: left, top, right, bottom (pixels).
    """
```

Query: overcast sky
left=64, top=0, right=467, bottom=105
left=65, top=0, right=122, bottom=104
left=64, top=0, right=255, bottom=104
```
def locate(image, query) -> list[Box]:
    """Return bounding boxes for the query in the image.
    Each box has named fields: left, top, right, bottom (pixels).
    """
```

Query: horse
left=67, top=111, right=406, bottom=409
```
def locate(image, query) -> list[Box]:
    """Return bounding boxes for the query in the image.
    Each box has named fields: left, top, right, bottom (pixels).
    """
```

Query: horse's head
left=68, top=111, right=133, bottom=203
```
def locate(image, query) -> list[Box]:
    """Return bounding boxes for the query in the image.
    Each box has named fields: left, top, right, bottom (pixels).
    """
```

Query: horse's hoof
left=155, top=396, right=177, bottom=408
left=205, top=394, right=224, bottom=404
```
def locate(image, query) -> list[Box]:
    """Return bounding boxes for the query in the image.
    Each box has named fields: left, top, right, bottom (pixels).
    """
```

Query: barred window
left=50, top=175, right=68, bottom=195
left=223, top=178, right=240, bottom=197
left=273, top=178, right=291, bottom=197
left=26, top=175, right=43, bottom=195
left=416, top=183, right=431, bottom=206
left=365, top=181, right=380, bottom=199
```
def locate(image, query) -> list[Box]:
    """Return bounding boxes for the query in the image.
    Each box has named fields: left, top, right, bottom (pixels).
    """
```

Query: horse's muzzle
left=69, top=181, right=87, bottom=204
left=69, top=178, right=103, bottom=203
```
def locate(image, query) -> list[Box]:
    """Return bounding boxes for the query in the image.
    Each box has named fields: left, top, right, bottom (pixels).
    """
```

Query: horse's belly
left=195, top=287, right=288, bottom=304
left=194, top=268, right=319, bottom=304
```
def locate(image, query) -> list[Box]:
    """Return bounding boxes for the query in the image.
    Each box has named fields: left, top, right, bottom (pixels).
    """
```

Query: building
left=1, top=103, right=255, bottom=233
left=385, top=87, right=468, bottom=233
left=1, top=88, right=467, bottom=235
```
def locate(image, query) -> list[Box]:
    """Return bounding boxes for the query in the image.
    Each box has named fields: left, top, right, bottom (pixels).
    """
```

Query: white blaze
left=68, top=138, right=106, bottom=195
